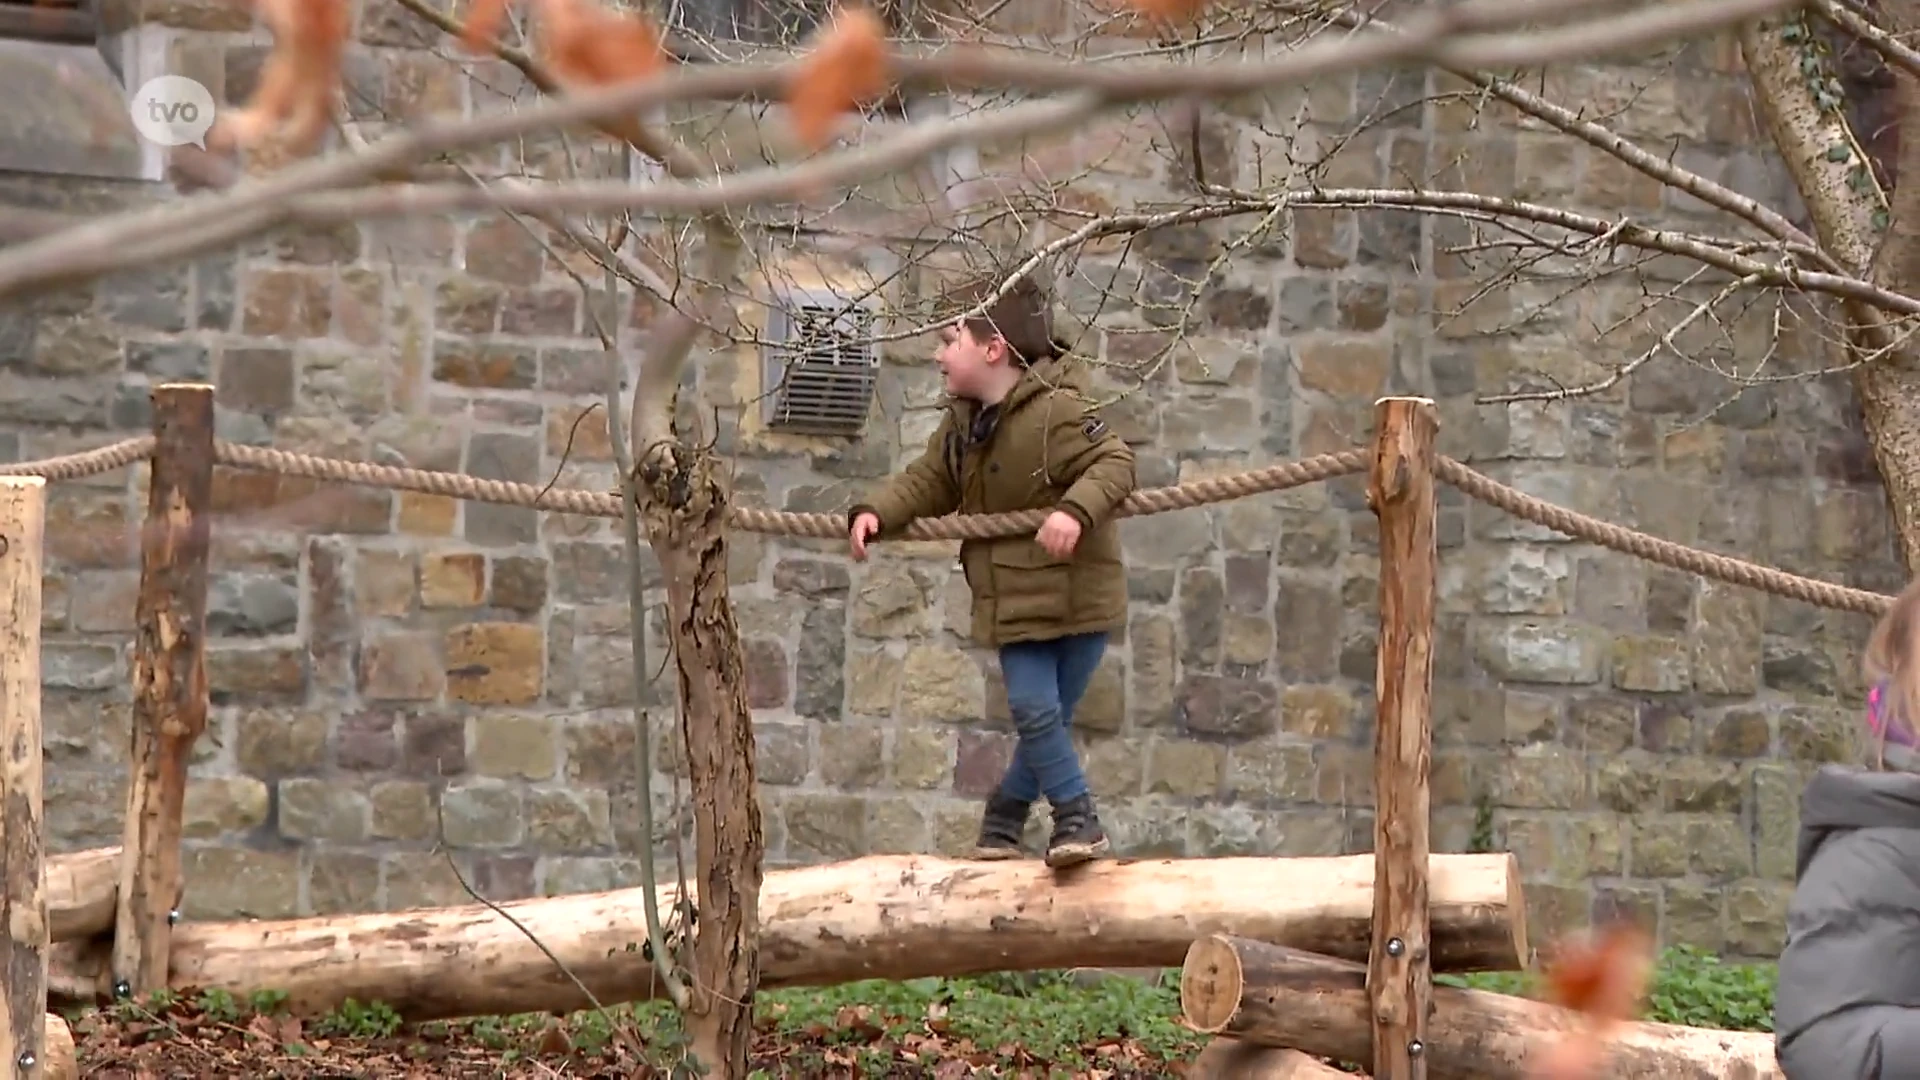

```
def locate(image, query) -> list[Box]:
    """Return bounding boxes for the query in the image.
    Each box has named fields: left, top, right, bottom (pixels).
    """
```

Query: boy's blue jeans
left=996, top=631, right=1108, bottom=805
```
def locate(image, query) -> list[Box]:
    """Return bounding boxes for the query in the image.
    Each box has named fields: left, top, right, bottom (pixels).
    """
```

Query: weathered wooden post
left=1364, top=396, right=1439, bottom=1080
left=113, top=383, right=215, bottom=998
left=0, top=475, right=77, bottom=1080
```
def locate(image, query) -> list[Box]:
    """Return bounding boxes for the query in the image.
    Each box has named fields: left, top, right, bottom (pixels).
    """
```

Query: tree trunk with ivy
left=1743, top=9, right=1920, bottom=572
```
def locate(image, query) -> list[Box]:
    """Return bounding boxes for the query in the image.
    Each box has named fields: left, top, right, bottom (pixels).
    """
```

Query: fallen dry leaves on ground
left=72, top=991, right=1209, bottom=1078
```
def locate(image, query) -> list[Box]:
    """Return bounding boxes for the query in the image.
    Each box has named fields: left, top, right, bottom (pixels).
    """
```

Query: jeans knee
left=1007, top=697, right=1063, bottom=739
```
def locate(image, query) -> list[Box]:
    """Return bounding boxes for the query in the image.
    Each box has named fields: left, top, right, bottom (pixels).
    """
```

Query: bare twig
left=0, top=0, right=1802, bottom=298
left=1290, top=1, right=1821, bottom=252
left=1810, top=0, right=1920, bottom=80
left=1481, top=272, right=1770, bottom=403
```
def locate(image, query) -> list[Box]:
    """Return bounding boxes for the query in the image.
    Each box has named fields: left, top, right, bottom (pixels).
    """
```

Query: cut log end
left=1181, top=934, right=1246, bottom=1034
left=1503, top=867, right=1531, bottom=968
left=43, top=1013, right=76, bottom=1080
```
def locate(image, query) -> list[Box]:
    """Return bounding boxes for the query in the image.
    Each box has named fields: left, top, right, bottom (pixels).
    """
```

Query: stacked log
left=48, top=851, right=1526, bottom=1020
left=1179, top=935, right=1782, bottom=1080
left=1187, top=1040, right=1351, bottom=1079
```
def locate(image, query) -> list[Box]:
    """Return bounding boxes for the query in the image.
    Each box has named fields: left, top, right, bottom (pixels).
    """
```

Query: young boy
left=846, top=278, right=1137, bottom=869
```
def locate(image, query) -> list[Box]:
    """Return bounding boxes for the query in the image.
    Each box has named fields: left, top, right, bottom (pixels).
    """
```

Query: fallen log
left=1179, top=935, right=1780, bottom=1080
left=47, top=846, right=119, bottom=943
left=60, top=852, right=1523, bottom=1021
left=1189, top=1039, right=1352, bottom=1079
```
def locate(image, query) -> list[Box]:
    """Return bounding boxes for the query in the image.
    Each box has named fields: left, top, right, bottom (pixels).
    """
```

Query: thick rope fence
left=0, top=433, right=1894, bottom=616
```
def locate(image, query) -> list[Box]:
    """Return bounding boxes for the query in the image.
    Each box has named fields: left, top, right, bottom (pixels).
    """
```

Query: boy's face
left=936, top=320, right=1003, bottom=399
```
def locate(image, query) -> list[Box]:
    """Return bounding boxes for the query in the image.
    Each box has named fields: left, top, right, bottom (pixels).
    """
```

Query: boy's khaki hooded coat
left=848, top=356, right=1136, bottom=647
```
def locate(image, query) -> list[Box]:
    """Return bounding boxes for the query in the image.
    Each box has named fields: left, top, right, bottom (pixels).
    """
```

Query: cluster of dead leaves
left=201, top=0, right=1218, bottom=162
left=1529, top=921, right=1657, bottom=1080
left=202, top=0, right=897, bottom=159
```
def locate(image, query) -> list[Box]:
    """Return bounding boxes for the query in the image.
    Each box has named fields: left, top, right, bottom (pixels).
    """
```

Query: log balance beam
left=1180, top=934, right=1781, bottom=1080
left=46, top=850, right=1525, bottom=1021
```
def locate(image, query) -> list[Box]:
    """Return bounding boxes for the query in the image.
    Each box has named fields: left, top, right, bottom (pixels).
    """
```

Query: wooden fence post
left=0, top=477, right=49, bottom=1075
left=1365, top=396, right=1439, bottom=1080
left=113, top=383, right=215, bottom=998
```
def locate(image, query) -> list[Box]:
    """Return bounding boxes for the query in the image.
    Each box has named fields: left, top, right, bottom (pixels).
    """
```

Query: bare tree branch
left=1299, top=0, right=1822, bottom=251
left=1811, top=0, right=1920, bottom=81
left=0, top=0, right=1801, bottom=299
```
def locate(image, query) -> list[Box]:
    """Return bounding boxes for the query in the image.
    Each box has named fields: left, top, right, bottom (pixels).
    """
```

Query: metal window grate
left=760, top=292, right=878, bottom=435
left=0, top=0, right=94, bottom=43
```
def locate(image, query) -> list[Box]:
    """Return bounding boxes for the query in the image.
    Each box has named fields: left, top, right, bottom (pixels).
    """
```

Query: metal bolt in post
left=113, top=979, right=131, bottom=999
left=1408, top=1040, right=1425, bottom=1058
left=17, top=1051, right=34, bottom=1071
left=1385, top=937, right=1405, bottom=958
left=168, top=909, right=181, bottom=925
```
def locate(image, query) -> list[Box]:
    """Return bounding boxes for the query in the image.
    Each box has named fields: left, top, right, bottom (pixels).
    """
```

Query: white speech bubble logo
left=129, top=75, right=217, bottom=149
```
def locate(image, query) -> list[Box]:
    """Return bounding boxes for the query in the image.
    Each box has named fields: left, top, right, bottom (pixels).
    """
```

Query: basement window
left=759, top=288, right=879, bottom=436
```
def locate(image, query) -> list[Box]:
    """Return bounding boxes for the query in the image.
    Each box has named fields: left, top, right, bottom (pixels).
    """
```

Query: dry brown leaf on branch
left=206, top=0, right=350, bottom=156
left=1111, top=0, right=1210, bottom=24
left=534, top=0, right=667, bottom=90
left=459, top=0, right=666, bottom=146
left=462, top=0, right=666, bottom=88
left=460, top=0, right=514, bottom=53
left=1527, top=922, right=1656, bottom=1080
left=786, top=5, right=893, bottom=150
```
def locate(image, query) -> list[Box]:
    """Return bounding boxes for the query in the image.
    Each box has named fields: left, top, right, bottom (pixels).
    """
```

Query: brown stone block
left=43, top=489, right=130, bottom=569
left=241, top=268, right=333, bottom=338
left=397, top=492, right=457, bottom=536
left=182, top=847, right=300, bottom=919
left=183, top=776, right=269, bottom=839
left=547, top=403, right=612, bottom=463
left=820, top=724, right=886, bottom=789
left=954, top=730, right=1013, bottom=797
left=446, top=622, right=545, bottom=705
left=361, top=632, right=443, bottom=701
left=464, top=218, right=548, bottom=286
left=472, top=715, right=557, bottom=780
left=421, top=551, right=486, bottom=608
left=207, top=644, right=307, bottom=703
left=236, top=708, right=329, bottom=776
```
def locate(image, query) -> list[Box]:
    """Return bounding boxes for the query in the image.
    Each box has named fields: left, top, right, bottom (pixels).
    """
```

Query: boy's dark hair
left=955, top=275, right=1065, bottom=367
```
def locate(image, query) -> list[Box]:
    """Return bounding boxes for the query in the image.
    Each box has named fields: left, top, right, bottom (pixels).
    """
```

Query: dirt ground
left=69, top=994, right=1201, bottom=1078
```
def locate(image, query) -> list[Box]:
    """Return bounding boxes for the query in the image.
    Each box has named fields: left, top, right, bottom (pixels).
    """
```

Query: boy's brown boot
left=972, top=792, right=1031, bottom=860
left=1044, top=793, right=1110, bottom=869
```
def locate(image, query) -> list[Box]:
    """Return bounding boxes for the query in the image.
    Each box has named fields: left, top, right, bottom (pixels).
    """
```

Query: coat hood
left=1796, top=763, right=1920, bottom=879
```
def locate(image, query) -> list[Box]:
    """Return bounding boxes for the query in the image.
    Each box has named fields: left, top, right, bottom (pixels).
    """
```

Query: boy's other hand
left=1036, top=510, right=1082, bottom=558
left=850, top=511, right=881, bottom=561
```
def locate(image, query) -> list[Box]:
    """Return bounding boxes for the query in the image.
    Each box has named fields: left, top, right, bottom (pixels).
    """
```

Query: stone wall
left=0, top=5, right=1900, bottom=961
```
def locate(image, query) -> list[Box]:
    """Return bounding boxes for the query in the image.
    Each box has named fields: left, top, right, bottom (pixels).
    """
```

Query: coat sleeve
left=847, top=411, right=962, bottom=536
left=1040, top=396, right=1136, bottom=532
left=1776, top=828, right=1920, bottom=1054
